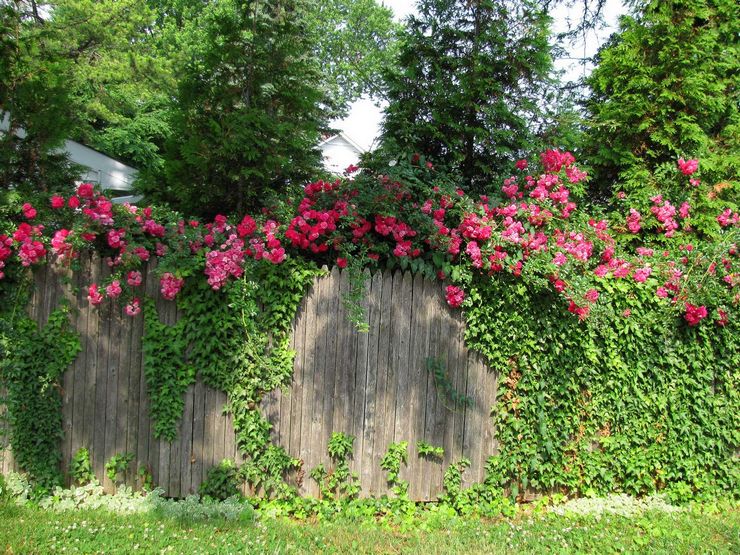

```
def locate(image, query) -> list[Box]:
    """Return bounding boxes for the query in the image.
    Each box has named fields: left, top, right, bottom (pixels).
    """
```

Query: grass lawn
left=1, top=502, right=738, bottom=554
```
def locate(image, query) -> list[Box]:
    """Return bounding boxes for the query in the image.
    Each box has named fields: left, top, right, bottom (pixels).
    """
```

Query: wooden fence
left=0, top=256, right=499, bottom=500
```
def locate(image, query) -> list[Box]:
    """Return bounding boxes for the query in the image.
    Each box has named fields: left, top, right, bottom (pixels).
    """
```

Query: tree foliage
left=137, top=0, right=330, bottom=218
left=376, top=0, right=556, bottom=196
left=0, top=1, right=81, bottom=196
left=1, top=0, right=398, bottom=217
left=583, top=0, right=740, bottom=203
left=303, top=0, right=400, bottom=112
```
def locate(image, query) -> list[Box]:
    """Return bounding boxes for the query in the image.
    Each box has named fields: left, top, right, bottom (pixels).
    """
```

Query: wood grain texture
left=7, top=263, right=499, bottom=500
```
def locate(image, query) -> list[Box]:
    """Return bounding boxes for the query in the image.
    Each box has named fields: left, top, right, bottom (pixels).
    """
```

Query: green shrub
left=199, top=460, right=242, bottom=501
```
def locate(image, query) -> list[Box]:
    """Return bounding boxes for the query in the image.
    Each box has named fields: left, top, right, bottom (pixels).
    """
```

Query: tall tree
left=1, top=0, right=172, bottom=199
left=305, top=0, right=400, bottom=113
left=137, top=0, right=331, bottom=217
left=0, top=0, right=81, bottom=196
left=376, top=0, right=555, bottom=196
left=583, top=0, right=740, bottom=202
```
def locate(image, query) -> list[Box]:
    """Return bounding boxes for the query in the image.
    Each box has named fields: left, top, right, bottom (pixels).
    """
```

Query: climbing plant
left=141, top=257, right=319, bottom=494
left=0, top=144, right=737, bottom=504
left=468, top=278, right=739, bottom=501
left=0, top=295, right=80, bottom=495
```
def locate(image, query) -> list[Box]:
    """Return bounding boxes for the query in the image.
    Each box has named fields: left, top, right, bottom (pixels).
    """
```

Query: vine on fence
left=426, top=357, right=474, bottom=411
left=310, top=432, right=361, bottom=500
left=468, top=277, right=739, bottom=501
left=380, top=441, right=409, bottom=498
left=0, top=296, right=80, bottom=495
left=0, top=148, right=737, bottom=504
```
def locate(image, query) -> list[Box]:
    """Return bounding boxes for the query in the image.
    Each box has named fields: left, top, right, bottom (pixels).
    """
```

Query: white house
left=0, top=113, right=141, bottom=203
left=319, top=131, right=366, bottom=175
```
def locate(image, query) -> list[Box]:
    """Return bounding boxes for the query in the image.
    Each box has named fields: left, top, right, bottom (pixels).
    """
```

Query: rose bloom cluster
left=2, top=154, right=738, bottom=328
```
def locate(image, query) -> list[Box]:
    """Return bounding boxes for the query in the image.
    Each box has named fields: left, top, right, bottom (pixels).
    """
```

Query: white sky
left=333, top=0, right=625, bottom=151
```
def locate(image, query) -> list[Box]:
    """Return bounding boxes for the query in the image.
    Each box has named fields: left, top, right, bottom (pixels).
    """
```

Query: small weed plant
left=105, top=453, right=133, bottom=484
left=199, top=460, right=242, bottom=501
left=70, top=448, right=94, bottom=486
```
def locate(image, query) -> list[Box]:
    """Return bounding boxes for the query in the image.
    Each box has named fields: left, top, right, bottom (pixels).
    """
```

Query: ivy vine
left=0, top=297, right=80, bottom=494
left=140, top=257, right=320, bottom=497
left=142, top=298, right=195, bottom=441
left=466, top=275, right=740, bottom=502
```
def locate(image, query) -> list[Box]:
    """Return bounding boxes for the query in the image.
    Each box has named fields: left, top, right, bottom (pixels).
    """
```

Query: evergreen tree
left=0, top=1, right=81, bottom=196
left=376, top=0, right=555, bottom=196
left=583, top=0, right=740, bottom=202
left=137, top=0, right=331, bottom=217
left=1, top=0, right=171, bottom=197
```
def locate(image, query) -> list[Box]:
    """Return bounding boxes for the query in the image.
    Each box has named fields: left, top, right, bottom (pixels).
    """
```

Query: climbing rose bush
left=0, top=153, right=737, bottom=327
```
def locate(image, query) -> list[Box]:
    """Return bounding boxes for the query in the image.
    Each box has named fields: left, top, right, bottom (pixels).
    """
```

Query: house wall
left=1, top=113, right=137, bottom=192
left=320, top=136, right=362, bottom=175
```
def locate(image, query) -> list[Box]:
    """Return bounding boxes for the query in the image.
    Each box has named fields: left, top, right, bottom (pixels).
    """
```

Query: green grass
left=1, top=502, right=738, bottom=554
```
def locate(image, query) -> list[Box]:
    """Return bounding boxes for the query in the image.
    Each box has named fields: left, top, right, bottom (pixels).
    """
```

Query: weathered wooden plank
left=135, top=323, right=152, bottom=492
left=102, top=302, right=122, bottom=493
left=0, top=381, right=9, bottom=475
left=420, top=279, right=440, bottom=499
left=287, top=285, right=308, bottom=465
left=201, top=384, right=218, bottom=485
left=178, top=379, right=195, bottom=497
left=447, top=301, right=468, bottom=471
left=478, top=352, right=498, bottom=484
left=403, top=275, right=427, bottom=499
left=143, top=261, right=160, bottom=490
left=212, top=390, right=227, bottom=470
left=350, top=269, right=370, bottom=485
left=39, top=263, right=52, bottom=326
left=27, top=263, right=40, bottom=323
left=321, top=268, right=340, bottom=473
left=371, top=269, right=394, bottom=494
left=60, top=263, right=78, bottom=480
left=190, top=376, right=206, bottom=496
left=78, top=254, right=97, bottom=478
left=69, top=255, right=89, bottom=476
left=359, top=270, right=382, bottom=494
left=330, top=268, right=348, bottom=453
left=92, top=260, right=111, bottom=488
left=462, top=348, right=481, bottom=487
left=419, top=276, right=439, bottom=501
left=431, top=284, right=454, bottom=496
left=45, top=263, right=60, bottom=325
left=224, top=405, right=237, bottom=466
left=406, top=273, right=426, bottom=500
left=355, top=269, right=375, bottom=495
left=0, top=394, right=14, bottom=473
left=127, top=280, right=145, bottom=490
left=297, top=273, right=320, bottom=495
left=31, top=262, right=46, bottom=326
left=167, top=302, right=185, bottom=498
left=391, top=272, right=413, bottom=492
left=324, top=267, right=341, bottom=436
left=307, top=270, right=330, bottom=497
left=465, top=352, right=484, bottom=484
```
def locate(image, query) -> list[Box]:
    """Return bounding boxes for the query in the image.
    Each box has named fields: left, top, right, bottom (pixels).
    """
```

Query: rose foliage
left=3, top=150, right=736, bottom=327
